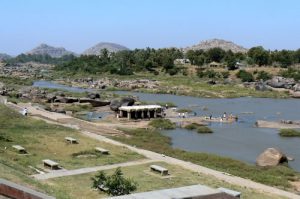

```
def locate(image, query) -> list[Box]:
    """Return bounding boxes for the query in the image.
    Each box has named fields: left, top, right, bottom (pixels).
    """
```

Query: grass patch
left=0, top=104, right=143, bottom=174
left=176, top=108, right=193, bottom=113
left=64, top=104, right=93, bottom=113
left=184, top=123, right=213, bottom=133
left=279, top=129, right=300, bottom=137
left=148, top=119, right=176, bottom=130
left=112, top=128, right=300, bottom=190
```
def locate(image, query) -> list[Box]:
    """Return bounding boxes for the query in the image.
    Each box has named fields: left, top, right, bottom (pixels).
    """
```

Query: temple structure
left=118, top=105, right=163, bottom=119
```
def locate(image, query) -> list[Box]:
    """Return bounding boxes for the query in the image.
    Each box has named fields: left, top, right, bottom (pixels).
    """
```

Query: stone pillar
left=154, top=109, right=157, bottom=118
left=120, top=110, right=123, bottom=117
left=147, top=110, right=150, bottom=118
left=127, top=111, right=131, bottom=120
left=141, top=111, right=144, bottom=119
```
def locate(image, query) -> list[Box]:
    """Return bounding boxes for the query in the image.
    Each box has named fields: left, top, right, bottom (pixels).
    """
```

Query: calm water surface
left=34, top=81, right=300, bottom=171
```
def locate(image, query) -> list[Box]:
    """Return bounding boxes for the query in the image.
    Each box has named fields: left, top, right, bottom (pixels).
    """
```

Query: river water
left=33, top=81, right=300, bottom=171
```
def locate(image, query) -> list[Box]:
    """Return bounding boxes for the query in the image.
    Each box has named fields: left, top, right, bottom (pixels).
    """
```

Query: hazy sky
left=1, top=0, right=300, bottom=55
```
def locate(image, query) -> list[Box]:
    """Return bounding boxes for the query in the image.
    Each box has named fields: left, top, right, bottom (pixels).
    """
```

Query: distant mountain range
left=26, top=44, right=75, bottom=58
left=82, top=42, right=129, bottom=55
left=0, top=53, right=11, bottom=61
left=1, top=39, right=250, bottom=59
left=185, top=39, right=248, bottom=53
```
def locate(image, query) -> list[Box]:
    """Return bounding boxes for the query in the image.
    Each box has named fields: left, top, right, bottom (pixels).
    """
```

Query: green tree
left=248, top=46, right=270, bottom=66
left=206, top=47, right=225, bottom=62
left=236, top=70, right=254, bottom=82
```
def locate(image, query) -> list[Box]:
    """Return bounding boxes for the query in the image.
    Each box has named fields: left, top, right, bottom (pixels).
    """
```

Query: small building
left=118, top=105, right=163, bottom=120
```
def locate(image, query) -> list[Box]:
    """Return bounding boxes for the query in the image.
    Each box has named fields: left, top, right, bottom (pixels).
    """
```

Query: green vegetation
left=279, top=129, right=300, bottom=137
left=176, top=108, right=193, bottom=113
left=256, top=71, right=272, bottom=81
left=6, top=53, right=75, bottom=65
left=280, top=68, right=300, bottom=81
left=113, top=128, right=300, bottom=189
left=0, top=104, right=142, bottom=173
left=48, top=162, right=286, bottom=199
left=184, top=123, right=213, bottom=133
left=236, top=70, right=254, bottom=82
left=197, top=126, right=213, bottom=134
left=91, top=167, right=137, bottom=196
left=0, top=76, right=33, bottom=86
left=148, top=118, right=176, bottom=130
left=64, top=103, right=93, bottom=113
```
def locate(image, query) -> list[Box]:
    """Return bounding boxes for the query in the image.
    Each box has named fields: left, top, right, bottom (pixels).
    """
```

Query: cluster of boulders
left=110, top=97, right=135, bottom=111
left=0, top=62, right=54, bottom=78
left=71, top=78, right=160, bottom=90
left=253, top=76, right=300, bottom=97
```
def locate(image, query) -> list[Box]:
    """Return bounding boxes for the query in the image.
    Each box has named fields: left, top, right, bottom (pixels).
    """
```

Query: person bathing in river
left=223, top=112, right=227, bottom=120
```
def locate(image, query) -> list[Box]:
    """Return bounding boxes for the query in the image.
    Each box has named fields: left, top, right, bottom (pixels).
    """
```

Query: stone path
left=33, top=159, right=155, bottom=180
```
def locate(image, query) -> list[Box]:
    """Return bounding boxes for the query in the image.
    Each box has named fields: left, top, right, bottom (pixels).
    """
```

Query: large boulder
left=293, top=83, right=300, bottom=92
left=255, top=81, right=271, bottom=91
left=256, top=148, right=288, bottom=167
left=87, top=92, right=100, bottom=99
left=54, top=96, right=78, bottom=103
left=79, top=98, right=110, bottom=107
left=110, top=97, right=135, bottom=111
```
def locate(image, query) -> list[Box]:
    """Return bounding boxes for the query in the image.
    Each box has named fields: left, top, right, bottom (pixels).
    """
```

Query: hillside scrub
left=236, top=70, right=254, bottom=82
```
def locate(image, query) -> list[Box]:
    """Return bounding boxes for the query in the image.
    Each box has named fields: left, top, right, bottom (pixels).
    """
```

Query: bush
left=149, top=119, right=176, bottom=129
left=280, top=68, right=300, bottom=81
left=197, top=126, right=213, bottom=133
left=236, top=70, right=254, bottom=82
left=279, top=129, right=300, bottom=137
left=91, top=167, right=137, bottom=196
left=197, top=69, right=220, bottom=79
left=221, top=71, right=230, bottom=78
left=256, top=71, right=272, bottom=81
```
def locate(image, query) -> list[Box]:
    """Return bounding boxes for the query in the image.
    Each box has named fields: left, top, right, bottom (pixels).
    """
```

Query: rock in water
left=256, top=148, right=288, bottom=167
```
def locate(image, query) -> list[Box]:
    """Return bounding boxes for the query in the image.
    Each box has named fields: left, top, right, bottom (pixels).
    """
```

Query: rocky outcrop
left=266, top=76, right=295, bottom=89
left=72, top=78, right=159, bottom=90
left=184, top=39, right=248, bottom=53
left=256, top=148, right=288, bottom=167
left=255, top=81, right=271, bottom=91
left=82, top=42, right=129, bottom=55
left=110, top=97, right=135, bottom=111
left=26, top=44, right=75, bottom=58
left=78, top=98, right=110, bottom=107
left=86, top=93, right=100, bottom=99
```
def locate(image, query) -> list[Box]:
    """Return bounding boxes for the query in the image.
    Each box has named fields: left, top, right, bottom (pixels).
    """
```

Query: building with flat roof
left=118, top=105, right=163, bottom=120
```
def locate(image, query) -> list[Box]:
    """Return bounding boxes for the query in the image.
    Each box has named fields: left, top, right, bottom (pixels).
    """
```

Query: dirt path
left=6, top=103, right=300, bottom=198
left=32, top=159, right=155, bottom=180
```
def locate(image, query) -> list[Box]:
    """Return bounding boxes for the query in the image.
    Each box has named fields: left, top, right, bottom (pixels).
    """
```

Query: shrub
left=256, top=71, right=272, bottom=81
left=236, top=70, right=254, bottom=82
left=197, top=69, right=220, bottom=79
left=280, top=68, right=300, bottom=81
left=279, top=129, right=300, bottom=137
left=197, top=126, right=213, bottom=133
left=221, top=71, right=230, bottom=78
left=91, top=167, right=137, bottom=196
left=149, top=119, right=176, bottom=129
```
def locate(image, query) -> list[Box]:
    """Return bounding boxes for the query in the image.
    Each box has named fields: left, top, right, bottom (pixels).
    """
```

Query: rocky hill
left=26, top=44, right=75, bottom=58
left=82, top=42, right=129, bottom=55
left=0, top=53, right=11, bottom=61
left=185, top=39, right=248, bottom=53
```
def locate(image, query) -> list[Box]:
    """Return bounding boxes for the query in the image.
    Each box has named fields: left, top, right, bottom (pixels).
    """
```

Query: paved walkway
left=33, top=159, right=155, bottom=180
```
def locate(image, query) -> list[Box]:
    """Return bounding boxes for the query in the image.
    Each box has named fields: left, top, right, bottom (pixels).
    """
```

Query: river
left=33, top=81, right=300, bottom=171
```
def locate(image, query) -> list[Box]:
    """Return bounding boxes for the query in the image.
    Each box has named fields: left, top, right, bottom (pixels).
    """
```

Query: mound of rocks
left=266, top=76, right=295, bottom=89
left=256, top=148, right=288, bottom=167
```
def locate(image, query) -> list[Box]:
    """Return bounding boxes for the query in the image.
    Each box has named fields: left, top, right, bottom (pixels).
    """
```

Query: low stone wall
left=0, top=179, right=55, bottom=199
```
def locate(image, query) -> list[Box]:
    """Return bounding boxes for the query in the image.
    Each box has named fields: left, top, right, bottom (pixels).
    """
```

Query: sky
left=1, top=0, right=300, bottom=55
